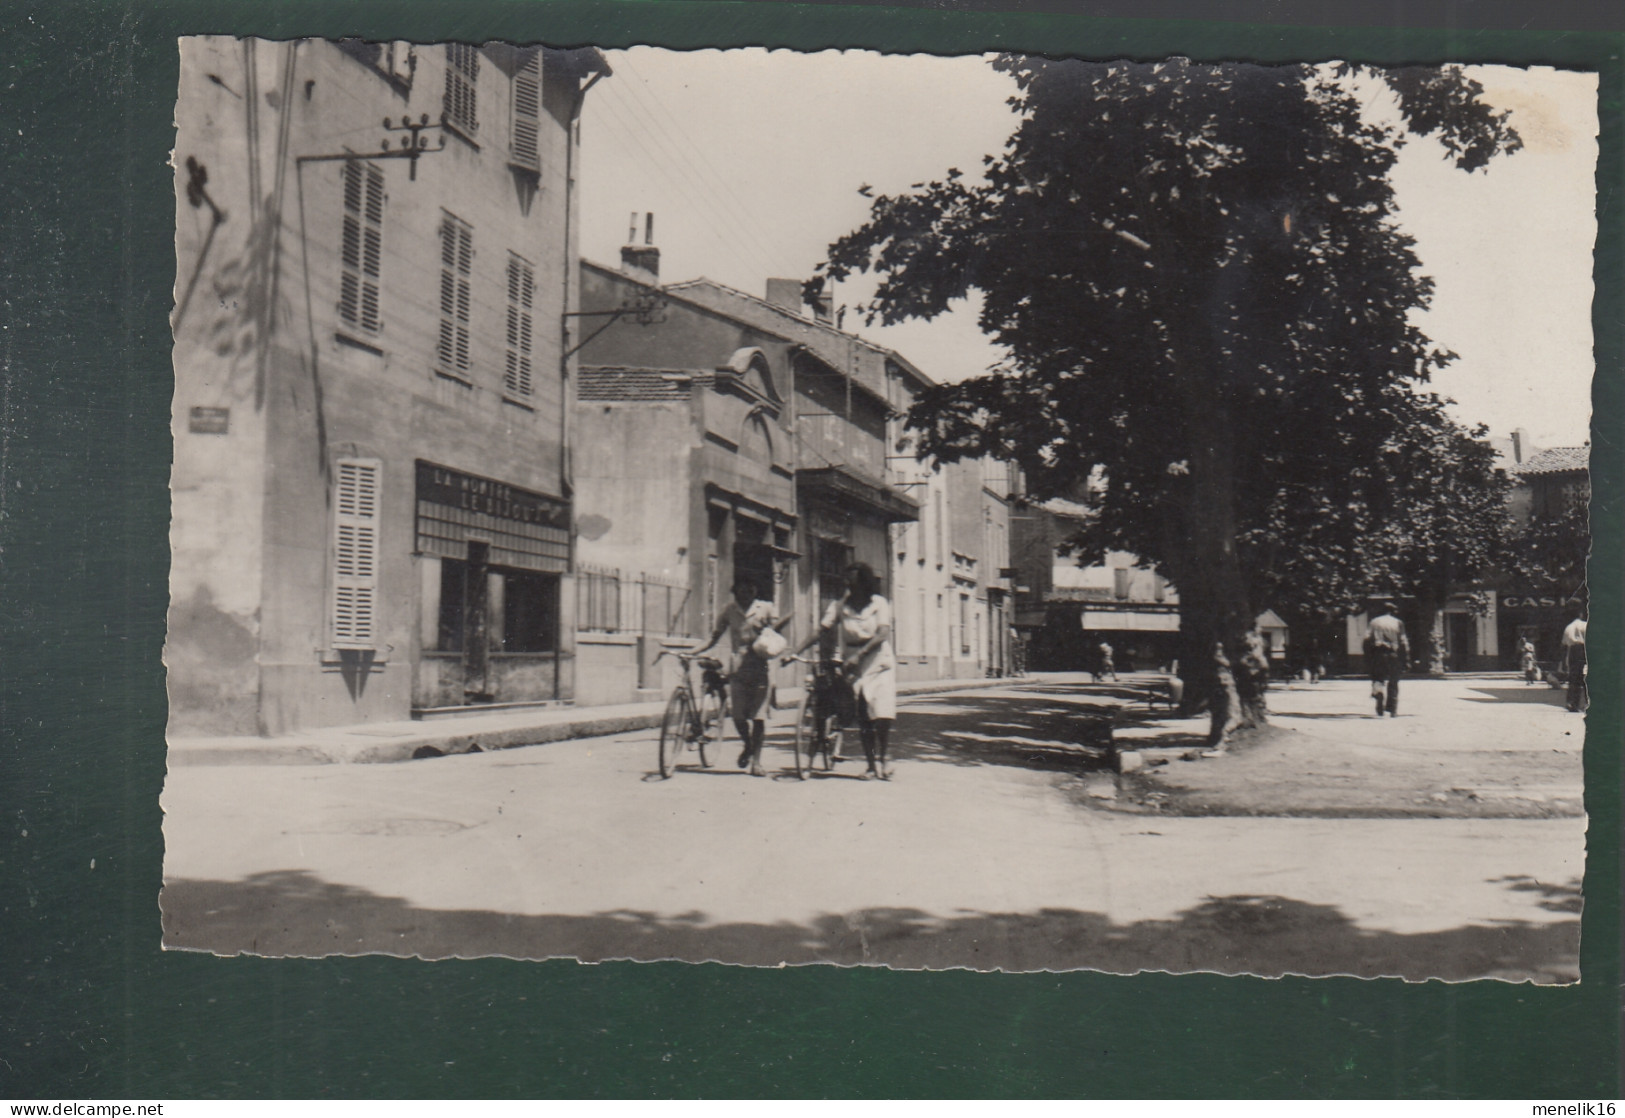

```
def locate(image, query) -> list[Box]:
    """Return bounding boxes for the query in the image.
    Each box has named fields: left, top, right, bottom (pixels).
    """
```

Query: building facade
left=169, top=38, right=605, bottom=736
left=573, top=248, right=1023, bottom=701
left=570, top=257, right=802, bottom=703
left=1497, top=444, right=1591, bottom=667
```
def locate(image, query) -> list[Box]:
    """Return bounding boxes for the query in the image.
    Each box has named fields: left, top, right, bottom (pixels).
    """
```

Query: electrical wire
left=609, top=52, right=791, bottom=276
left=587, top=75, right=783, bottom=281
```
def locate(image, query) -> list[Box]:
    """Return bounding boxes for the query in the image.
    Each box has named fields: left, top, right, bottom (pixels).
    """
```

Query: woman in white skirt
left=793, top=562, right=897, bottom=780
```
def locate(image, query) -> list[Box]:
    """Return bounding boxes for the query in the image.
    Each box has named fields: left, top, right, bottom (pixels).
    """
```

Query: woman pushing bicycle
left=694, top=574, right=791, bottom=777
left=786, top=562, right=897, bottom=781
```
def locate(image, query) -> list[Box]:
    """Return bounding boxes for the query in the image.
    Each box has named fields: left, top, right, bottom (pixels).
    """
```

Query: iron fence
left=577, top=564, right=691, bottom=638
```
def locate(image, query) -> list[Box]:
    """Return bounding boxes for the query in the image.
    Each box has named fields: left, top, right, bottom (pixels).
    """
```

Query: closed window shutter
left=339, top=160, right=384, bottom=333
left=437, top=214, right=473, bottom=375
left=332, top=460, right=380, bottom=648
left=504, top=254, right=535, bottom=398
left=444, top=43, right=479, bottom=135
left=511, top=52, right=541, bottom=171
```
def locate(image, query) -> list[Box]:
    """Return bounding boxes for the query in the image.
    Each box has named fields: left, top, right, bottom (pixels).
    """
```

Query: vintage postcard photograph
left=160, top=39, right=1594, bottom=981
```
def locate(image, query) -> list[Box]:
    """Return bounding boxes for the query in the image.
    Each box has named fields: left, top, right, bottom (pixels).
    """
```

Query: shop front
left=699, top=487, right=798, bottom=633
left=413, top=461, right=572, bottom=711
left=1027, top=599, right=1181, bottom=672
left=1496, top=590, right=1585, bottom=671
left=797, top=465, right=919, bottom=623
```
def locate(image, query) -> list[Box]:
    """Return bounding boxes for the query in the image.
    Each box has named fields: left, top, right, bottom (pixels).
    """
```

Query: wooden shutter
left=511, top=52, right=541, bottom=172
left=437, top=215, right=472, bottom=375
left=332, top=460, right=380, bottom=648
left=339, top=160, right=384, bottom=333
left=504, top=254, right=534, bottom=398
left=444, top=43, right=479, bottom=135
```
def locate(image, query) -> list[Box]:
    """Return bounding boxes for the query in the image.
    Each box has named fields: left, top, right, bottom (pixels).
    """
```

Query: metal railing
left=577, top=564, right=691, bottom=638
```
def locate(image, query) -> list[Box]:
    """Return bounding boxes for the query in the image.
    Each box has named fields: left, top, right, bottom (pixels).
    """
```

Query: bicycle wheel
left=793, top=691, right=816, bottom=780
left=696, top=686, right=727, bottom=769
left=658, top=688, right=693, bottom=779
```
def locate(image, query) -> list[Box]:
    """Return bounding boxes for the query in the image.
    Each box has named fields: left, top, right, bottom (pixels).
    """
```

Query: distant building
left=1009, top=500, right=1181, bottom=673
left=169, top=39, right=607, bottom=735
left=1342, top=430, right=1587, bottom=673
left=1498, top=442, right=1590, bottom=666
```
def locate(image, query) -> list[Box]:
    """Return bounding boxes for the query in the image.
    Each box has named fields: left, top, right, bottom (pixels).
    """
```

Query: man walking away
left=1362, top=600, right=1409, bottom=718
left=1562, top=606, right=1587, bottom=713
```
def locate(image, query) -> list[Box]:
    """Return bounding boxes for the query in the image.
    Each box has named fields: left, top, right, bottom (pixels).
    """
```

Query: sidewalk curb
left=166, top=675, right=1033, bottom=767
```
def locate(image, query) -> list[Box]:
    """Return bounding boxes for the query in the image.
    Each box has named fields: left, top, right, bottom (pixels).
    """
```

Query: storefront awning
left=1079, top=608, right=1181, bottom=632
left=797, top=464, right=920, bottom=524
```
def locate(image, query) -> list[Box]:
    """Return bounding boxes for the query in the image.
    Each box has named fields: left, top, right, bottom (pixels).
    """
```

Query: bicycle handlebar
left=781, top=653, right=848, bottom=669
left=653, top=648, right=723, bottom=668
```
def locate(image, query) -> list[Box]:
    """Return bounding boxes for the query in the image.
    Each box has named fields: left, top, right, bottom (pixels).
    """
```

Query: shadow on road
left=1492, top=874, right=1584, bottom=913
left=160, top=870, right=1579, bottom=983
left=833, top=691, right=1118, bottom=773
left=1463, top=686, right=1569, bottom=706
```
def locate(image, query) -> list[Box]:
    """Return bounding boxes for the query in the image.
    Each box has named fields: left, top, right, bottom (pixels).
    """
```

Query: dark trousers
left=1566, top=645, right=1588, bottom=712
left=1369, top=647, right=1401, bottom=715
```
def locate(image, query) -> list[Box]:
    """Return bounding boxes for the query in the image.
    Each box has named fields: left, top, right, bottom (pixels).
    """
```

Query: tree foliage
left=814, top=56, right=1519, bottom=740
left=1504, top=496, right=1591, bottom=600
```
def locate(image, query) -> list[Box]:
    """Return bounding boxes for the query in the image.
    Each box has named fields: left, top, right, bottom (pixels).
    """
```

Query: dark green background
left=3, top=0, right=1619, bottom=1098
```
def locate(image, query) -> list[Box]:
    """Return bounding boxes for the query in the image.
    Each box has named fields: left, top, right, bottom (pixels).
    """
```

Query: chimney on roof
left=764, top=278, right=801, bottom=314
left=621, top=211, right=660, bottom=284
left=764, top=277, right=834, bottom=323
left=811, top=290, right=834, bottom=325
left=1511, top=427, right=1528, bottom=464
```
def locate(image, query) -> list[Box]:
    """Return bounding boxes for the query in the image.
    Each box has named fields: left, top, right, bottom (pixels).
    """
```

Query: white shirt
left=821, top=594, right=896, bottom=674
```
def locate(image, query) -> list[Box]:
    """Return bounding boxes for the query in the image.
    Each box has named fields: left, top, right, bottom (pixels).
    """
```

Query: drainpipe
left=557, top=58, right=608, bottom=701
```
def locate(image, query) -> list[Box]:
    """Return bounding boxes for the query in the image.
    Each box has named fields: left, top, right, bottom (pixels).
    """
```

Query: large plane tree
left=813, top=56, right=1520, bottom=745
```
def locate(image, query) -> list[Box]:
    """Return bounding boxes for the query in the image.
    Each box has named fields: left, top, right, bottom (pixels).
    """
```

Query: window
left=436, top=557, right=470, bottom=652
left=510, top=51, right=541, bottom=171
left=437, top=560, right=558, bottom=653
left=1113, top=567, right=1131, bottom=600
left=935, top=489, right=946, bottom=568
left=503, top=570, right=559, bottom=652
left=959, top=593, right=970, bottom=656
left=504, top=253, right=535, bottom=398
left=444, top=43, right=479, bottom=136
left=331, top=460, right=380, bottom=648
left=437, top=214, right=473, bottom=378
left=337, top=40, right=414, bottom=92
left=339, top=160, right=384, bottom=334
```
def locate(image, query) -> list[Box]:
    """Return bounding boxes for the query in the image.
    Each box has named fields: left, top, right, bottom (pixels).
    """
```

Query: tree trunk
left=1181, top=389, right=1265, bottom=748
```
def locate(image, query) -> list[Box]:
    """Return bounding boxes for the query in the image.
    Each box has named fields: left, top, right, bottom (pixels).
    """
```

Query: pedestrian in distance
left=1362, top=599, right=1410, bottom=718
left=1562, top=606, right=1587, bottom=713
left=695, top=575, right=791, bottom=777
left=1096, top=639, right=1117, bottom=683
left=788, top=562, right=897, bottom=780
left=1518, top=634, right=1538, bottom=686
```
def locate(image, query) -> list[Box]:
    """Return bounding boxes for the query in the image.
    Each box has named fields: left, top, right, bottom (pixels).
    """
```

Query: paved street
left=161, top=674, right=1584, bottom=982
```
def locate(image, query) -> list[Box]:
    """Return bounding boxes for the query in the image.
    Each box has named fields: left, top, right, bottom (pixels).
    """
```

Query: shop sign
left=1501, top=595, right=1579, bottom=610
left=415, top=461, right=568, bottom=529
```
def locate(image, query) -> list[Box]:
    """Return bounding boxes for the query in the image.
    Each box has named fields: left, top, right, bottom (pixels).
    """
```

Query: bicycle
left=784, top=654, right=851, bottom=781
left=654, top=649, right=731, bottom=779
